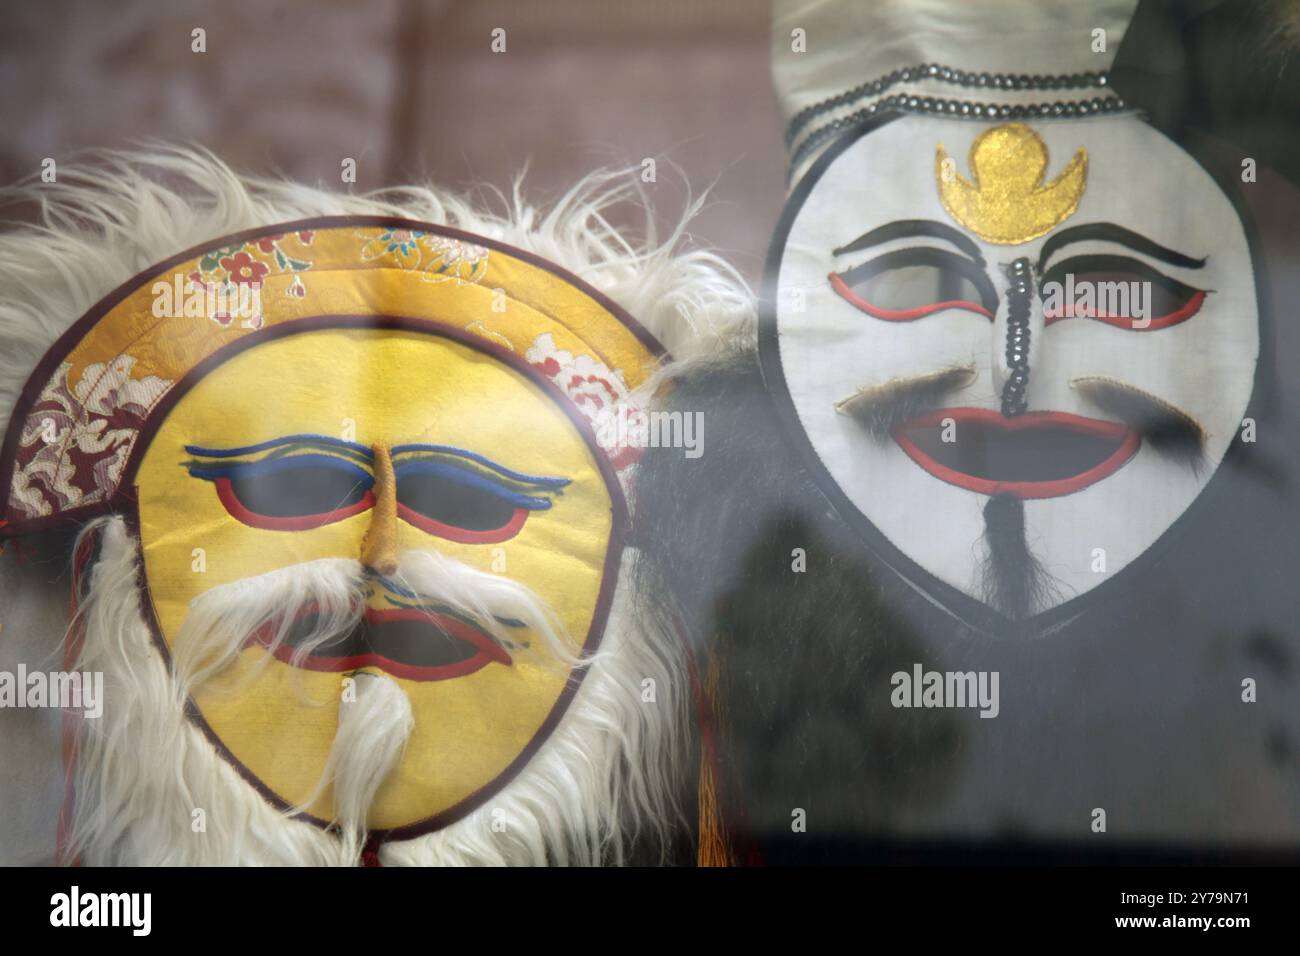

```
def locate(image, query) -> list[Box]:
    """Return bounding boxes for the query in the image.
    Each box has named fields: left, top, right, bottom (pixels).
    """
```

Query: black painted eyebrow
left=834, top=219, right=985, bottom=266
left=1037, top=223, right=1206, bottom=273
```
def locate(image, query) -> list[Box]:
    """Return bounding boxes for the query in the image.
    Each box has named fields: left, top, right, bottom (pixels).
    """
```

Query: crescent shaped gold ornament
left=936, top=123, right=1087, bottom=245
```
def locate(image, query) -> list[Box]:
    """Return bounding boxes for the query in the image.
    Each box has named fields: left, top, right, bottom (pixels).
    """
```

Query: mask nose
left=992, top=256, right=1042, bottom=416
left=361, top=443, right=399, bottom=578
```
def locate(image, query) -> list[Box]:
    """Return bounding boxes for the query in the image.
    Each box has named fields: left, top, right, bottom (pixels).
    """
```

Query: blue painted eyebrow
left=185, top=434, right=370, bottom=458
left=185, top=435, right=569, bottom=489
left=187, top=453, right=374, bottom=486
left=390, top=444, right=570, bottom=488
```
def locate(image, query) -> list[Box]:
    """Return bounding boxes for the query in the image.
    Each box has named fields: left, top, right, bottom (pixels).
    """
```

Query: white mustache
left=171, top=549, right=576, bottom=700
left=168, top=549, right=579, bottom=844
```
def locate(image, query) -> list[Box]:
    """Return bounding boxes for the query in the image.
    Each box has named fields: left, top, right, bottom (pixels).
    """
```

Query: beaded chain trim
left=1001, top=257, right=1033, bottom=417
left=786, top=63, right=1125, bottom=174
left=786, top=63, right=1113, bottom=146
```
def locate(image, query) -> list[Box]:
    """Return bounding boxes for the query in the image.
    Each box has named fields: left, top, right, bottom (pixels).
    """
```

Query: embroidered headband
left=0, top=217, right=662, bottom=538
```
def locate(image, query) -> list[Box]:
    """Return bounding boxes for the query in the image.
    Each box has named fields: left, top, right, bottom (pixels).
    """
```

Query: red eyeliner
left=213, top=476, right=531, bottom=543
left=829, top=272, right=993, bottom=321
left=1043, top=290, right=1206, bottom=330
left=214, top=478, right=374, bottom=531
left=395, top=503, right=529, bottom=544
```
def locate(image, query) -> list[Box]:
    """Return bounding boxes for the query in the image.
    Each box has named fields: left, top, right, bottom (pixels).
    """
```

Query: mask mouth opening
left=246, top=603, right=514, bottom=682
left=893, top=407, right=1140, bottom=498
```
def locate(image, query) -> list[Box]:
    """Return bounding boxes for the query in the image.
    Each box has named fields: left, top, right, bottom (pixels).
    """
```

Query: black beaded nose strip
left=1001, top=257, right=1032, bottom=417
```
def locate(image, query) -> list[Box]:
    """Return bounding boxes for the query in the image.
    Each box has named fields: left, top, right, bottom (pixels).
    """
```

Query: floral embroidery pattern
left=185, top=230, right=316, bottom=328
left=8, top=357, right=172, bottom=520
left=525, top=333, right=641, bottom=470
left=358, top=229, right=489, bottom=284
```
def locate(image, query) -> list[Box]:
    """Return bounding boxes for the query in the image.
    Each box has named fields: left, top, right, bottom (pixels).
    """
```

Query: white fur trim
left=0, top=146, right=755, bottom=439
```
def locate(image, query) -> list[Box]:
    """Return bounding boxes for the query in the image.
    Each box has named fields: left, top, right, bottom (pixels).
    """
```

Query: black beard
left=980, top=494, right=1059, bottom=621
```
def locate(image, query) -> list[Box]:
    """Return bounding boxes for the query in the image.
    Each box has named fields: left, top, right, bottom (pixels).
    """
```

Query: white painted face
left=768, top=114, right=1260, bottom=624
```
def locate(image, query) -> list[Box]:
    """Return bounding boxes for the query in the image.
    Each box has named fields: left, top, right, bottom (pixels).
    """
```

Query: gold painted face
left=134, top=325, right=616, bottom=832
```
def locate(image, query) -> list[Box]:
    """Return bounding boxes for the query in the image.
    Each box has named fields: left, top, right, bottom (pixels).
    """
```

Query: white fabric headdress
left=773, top=0, right=1140, bottom=179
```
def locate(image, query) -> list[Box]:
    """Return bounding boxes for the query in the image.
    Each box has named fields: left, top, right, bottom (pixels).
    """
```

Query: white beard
left=63, top=516, right=688, bottom=865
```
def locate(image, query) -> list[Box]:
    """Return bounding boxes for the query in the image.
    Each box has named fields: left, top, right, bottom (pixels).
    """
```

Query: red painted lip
left=249, top=605, right=511, bottom=682
left=892, top=407, right=1140, bottom=499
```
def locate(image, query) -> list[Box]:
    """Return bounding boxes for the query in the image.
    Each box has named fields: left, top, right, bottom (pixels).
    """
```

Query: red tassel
left=360, top=833, right=384, bottom=867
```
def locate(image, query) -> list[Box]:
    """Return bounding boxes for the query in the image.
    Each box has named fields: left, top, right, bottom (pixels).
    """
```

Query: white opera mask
left=763, top=116, right=1260, bottom=627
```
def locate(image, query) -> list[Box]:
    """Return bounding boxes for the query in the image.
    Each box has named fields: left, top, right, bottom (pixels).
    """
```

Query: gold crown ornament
left=936, top=123, right=1087, bottom=245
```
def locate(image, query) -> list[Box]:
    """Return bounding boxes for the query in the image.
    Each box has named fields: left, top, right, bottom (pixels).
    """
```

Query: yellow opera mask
left=0, top=218, right=663, bottom=837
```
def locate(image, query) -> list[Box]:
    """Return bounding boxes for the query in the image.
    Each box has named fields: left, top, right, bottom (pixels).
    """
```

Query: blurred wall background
left=0, top=0, right=786, bottom=284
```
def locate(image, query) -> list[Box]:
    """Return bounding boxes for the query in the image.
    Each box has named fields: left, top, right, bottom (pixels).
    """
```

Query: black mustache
left=836, top=368, right=1204, bottom=471
left=835, top=366, right=977, bottom=439
left=1070, top=376, right=1205, bottom=469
